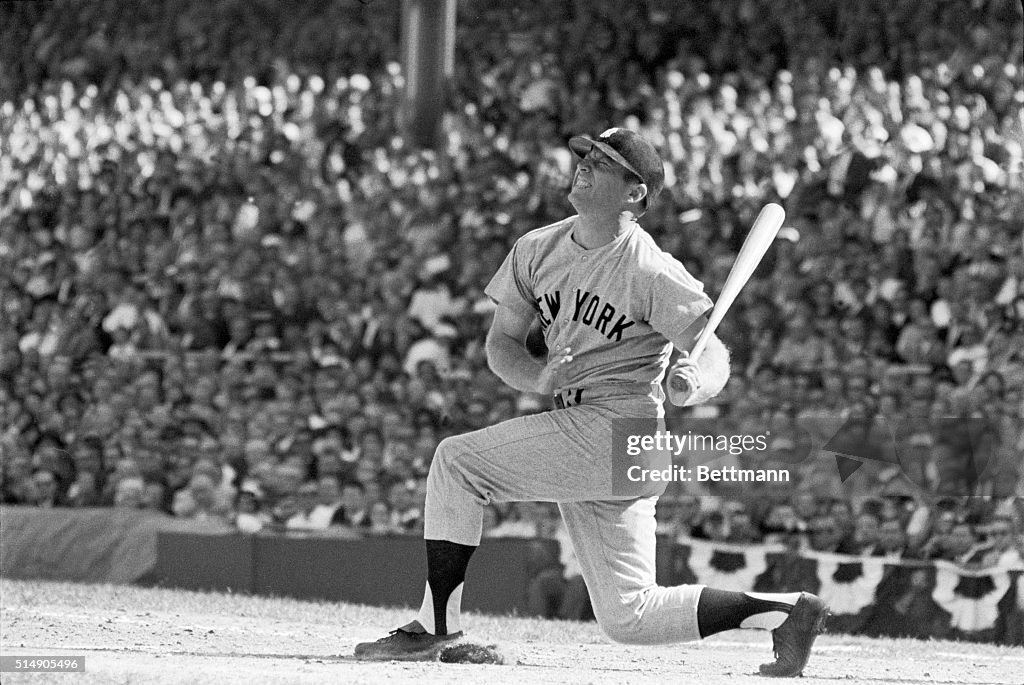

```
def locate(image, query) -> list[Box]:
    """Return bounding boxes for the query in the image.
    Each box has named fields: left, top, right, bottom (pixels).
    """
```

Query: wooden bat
left=688, top=203, right=786, bottom=360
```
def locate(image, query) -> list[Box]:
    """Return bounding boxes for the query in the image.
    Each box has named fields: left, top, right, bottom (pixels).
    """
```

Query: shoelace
left=376, top=629, right=406, bottom=643
left=386, top=627, right=423, bottom=640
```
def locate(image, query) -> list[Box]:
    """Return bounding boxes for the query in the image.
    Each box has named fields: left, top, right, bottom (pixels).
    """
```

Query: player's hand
left=668, top=351, right=703, bottom=406
left=536, top=346, right=573, bottom=395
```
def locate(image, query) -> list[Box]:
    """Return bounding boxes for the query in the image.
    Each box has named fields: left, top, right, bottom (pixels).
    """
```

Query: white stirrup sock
left=415, top=581, right=464, bottom=635
left=738, top=592, right=803, bottom=630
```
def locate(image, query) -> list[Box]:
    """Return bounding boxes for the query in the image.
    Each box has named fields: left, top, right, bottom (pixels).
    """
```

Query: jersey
left=484, top=215, right=713, bottom=403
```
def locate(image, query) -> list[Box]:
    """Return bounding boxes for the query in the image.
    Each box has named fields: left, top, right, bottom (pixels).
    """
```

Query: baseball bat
left=688, top=203, right=786, bottom=360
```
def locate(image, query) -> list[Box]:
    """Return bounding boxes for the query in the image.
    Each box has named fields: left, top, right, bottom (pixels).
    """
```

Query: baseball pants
left=424, top=396, right=704, bottom=644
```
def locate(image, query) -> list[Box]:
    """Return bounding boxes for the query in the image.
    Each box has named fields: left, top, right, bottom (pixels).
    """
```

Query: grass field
left=1, top=579, right=1022, bottom=684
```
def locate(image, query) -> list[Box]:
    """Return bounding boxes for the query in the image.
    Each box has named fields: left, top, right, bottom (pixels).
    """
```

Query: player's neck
left=572, top=211, right=636, bottom=250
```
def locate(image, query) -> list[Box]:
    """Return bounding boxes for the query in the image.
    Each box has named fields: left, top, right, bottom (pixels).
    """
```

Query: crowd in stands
left=1, top=0, right=1023, bottom=571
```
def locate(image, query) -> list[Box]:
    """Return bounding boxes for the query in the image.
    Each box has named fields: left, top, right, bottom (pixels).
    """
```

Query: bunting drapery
left=660, top=537, right=1024, bottom=645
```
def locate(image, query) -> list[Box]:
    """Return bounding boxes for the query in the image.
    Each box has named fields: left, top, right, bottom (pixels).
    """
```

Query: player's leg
left=698, top=588, right=829, bottom=677
left=559, top=497, right=828, bottom=677
left=558, top=497, right=703, bottom=643
left=354, top=406, right=618, bottom=659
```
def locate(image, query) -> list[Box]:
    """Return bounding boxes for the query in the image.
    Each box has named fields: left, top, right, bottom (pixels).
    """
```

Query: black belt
left=553, top=388, right=584, bottom=409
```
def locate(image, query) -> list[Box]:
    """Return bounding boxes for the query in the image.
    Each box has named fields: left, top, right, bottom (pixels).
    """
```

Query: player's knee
left=591, top=601, right=644, bottom=644
left=598, top=616, right=648, bottom=645
left=592, top=593, right=665, bottom=645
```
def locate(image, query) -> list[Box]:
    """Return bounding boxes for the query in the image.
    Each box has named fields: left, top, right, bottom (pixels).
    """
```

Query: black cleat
left=759, top=592, right=829, bottom=677
left=353, top=620, right=464, bottom=661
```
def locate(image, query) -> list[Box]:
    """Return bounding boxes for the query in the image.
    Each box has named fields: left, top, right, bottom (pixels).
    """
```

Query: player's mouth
left=573, top=174, right=592, bottom=189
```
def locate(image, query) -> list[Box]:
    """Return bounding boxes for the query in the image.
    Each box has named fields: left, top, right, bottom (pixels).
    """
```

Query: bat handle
left=687, top=326, right=711, bottom=362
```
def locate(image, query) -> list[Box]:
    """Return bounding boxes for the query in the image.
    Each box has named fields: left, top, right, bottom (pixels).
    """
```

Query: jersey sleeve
left=646, top=264, right=714, bottom=349
left=484, top=241, right=538, bottom=318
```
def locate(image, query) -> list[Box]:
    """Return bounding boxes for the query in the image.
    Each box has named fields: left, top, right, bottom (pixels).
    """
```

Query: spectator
left=527, top=518, right=593, bottom=621
left=828, top=499, right=857, bottom=547
left=285, top=481, right=322, bottom=531
left=486, top=502, right=547, bottom=537
left=875, top=519, right=909, bottom=560
left=172, top=473, right=232, bottom=522
left=235, top=489, right=269, bottom=534
left=772, top=313, right=834, bottom=372
left=696, top=511, right=732, bottom=543
left=2, top=452, right=36, bottom=504
left=113, top=477, right=146, bottom=509
left=657, top=494, right=705, bottom=539
left=102, top=457, right=144, bottom=506
left=975, top=517, right=1024, bottom=569
left=760, top=502, right=806, bottom=547
left=850, top=512, right=881, bottom=555
left=386, top=480, right=422, bottom=532
left=268, top=494, right=301, bottom=532
left=302, top=475, right=348, bottom=529
left=30, top=470, right=61, bottom=507
left=338, top=481, right=370, bottom=528
left=141, top=481, right=168, bottom=512
left=66, top=470, right=102, bottom=507
left=895, top=300, right=945, bottom=364
left=806, top=513, right=845, bottom=553
left=935, top=522, right=980, bottom=565
left=726, top=505, right=761, bottom=544
left=366, top=500, right=399, bottom=536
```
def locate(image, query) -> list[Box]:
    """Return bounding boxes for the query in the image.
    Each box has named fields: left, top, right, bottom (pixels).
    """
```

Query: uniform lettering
left=607, top=315, right=636, bottom=341
left=595, top=303, right=615, bottom=334
left=561, top=288, right=636, bottom=340
left=581, top=296, right=600, bottom=325
left=535, top=297, right=552, bottom=328
left=543, top=292, right=561, bottom=319
left=573, top=290, right=589, bottom=321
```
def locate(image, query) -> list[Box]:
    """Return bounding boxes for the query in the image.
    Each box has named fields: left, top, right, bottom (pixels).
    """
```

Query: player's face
left=569, top=148, right=640, bottom=214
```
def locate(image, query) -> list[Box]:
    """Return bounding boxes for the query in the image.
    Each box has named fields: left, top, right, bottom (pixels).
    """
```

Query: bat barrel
left=686, top=203, right=785, bottom=362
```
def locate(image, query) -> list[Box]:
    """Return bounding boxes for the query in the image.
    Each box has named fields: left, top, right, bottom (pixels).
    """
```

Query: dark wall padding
left=155, top=531, right=559, bottom=614
left=0, top=505, right=230, bottom=583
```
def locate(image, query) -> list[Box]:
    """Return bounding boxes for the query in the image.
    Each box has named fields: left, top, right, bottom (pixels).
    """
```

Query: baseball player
left=355, top=129, right=829, bottom=676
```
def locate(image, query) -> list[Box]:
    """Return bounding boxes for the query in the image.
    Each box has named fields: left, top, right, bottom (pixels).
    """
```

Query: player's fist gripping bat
left=689, top=203, right=785, bottom=361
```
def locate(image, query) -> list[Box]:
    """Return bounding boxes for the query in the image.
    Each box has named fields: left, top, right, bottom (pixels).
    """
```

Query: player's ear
left=627, top=182, right=648, bottom=205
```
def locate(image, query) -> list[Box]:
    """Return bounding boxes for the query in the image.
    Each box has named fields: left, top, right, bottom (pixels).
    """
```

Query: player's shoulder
left=510, top=215, right=576, bottom=255
left=628, top=227, right=705, bottom=290
left=516, top=215, right=575, bottom=245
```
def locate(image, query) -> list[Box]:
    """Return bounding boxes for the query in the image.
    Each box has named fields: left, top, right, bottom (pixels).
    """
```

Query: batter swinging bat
left=689, top=203, right=786, bottom=360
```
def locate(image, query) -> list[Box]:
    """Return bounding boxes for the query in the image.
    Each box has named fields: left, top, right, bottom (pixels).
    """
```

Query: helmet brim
left=568, top=135, right=643, bottom=182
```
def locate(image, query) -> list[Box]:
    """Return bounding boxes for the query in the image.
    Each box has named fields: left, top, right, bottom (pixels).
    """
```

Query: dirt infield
left=1, top=580, right=1022, bottom=684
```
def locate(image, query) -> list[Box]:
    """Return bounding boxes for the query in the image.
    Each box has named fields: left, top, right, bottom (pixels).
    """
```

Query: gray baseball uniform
left=420, top=214, right=715, bottom=644
left=492, top=215, right=713, bottom=408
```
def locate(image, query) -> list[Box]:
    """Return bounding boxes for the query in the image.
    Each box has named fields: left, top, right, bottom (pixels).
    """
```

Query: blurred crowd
left=1, top=0, right=1022, bottom=570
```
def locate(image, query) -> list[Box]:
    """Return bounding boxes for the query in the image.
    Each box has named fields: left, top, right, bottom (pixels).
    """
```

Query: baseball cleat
left=759, top=592, right=829, bottom=677
left=353, top=620, right=464, bottom=661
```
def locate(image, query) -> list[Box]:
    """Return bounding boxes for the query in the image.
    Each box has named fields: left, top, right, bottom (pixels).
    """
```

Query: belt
left=552, top=382, right=665, bottom=410
left=552, top=388, right=585, bottom=409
